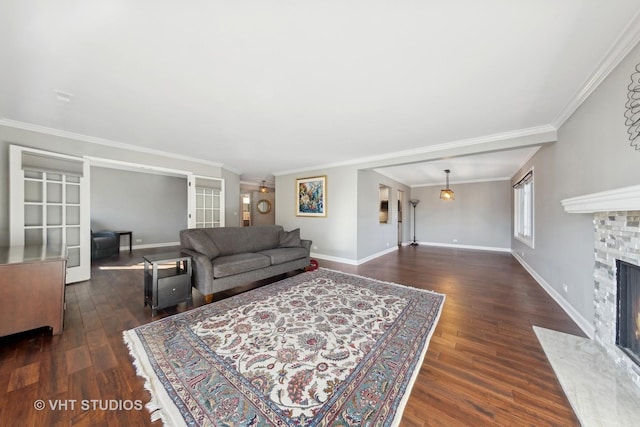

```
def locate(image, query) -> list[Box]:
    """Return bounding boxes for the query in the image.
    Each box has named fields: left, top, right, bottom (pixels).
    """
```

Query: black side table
left=143, top=252, right=192, bottom=316
left=115, top=231, right=132, bottom=253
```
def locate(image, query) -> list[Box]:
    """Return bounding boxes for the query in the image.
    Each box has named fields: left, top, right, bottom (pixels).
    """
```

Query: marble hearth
left=553, top=185, right=640, bottom=424
left=562, top=184, right=640, bottom=388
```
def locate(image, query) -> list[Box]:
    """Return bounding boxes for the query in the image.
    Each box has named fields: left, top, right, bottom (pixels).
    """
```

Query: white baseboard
left=126, top=241, right=181, bottom=251
left=312, top=242, right=509, bottom=266
left=511, top=250, right=594, bottom=339
left=418, top=241, right=512, bottom=253
left=310, top=252, right=358, bottom=265
left=357, top=246, right=398, bottom=264
left=311, top=246, right=398, bottom=266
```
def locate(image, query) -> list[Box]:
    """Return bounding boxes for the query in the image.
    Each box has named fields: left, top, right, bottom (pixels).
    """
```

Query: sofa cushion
left=213, top=253, right=271, bottom=278
left=201, top=226, right=281, bottom=255
left=186, top=229, right=220, bottom=259
left=258, top=247, right=308, bottom=265
left=279, top=228, right=301, bottom=247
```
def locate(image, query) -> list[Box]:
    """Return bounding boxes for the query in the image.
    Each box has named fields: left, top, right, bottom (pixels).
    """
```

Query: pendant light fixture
left=439, top=169, right=455, bottom=200
left=259, top=180, right=269, bottom=193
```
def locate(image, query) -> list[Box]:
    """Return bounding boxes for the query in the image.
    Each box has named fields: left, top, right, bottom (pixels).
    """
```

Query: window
left=514, top=169, right=534, bottom=248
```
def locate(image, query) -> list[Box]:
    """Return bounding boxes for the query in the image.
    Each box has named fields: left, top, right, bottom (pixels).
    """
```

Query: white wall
left=511, top=42, right=640, bottom=330
left=409, top=180, right=512, bottom=250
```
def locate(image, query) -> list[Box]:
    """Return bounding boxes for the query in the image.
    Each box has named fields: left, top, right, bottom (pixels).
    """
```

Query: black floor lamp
left=409, top=199, right=420, bottom=246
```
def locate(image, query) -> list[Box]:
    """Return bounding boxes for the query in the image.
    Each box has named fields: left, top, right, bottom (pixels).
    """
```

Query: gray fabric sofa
left=179, top=225, right=311, bottom=301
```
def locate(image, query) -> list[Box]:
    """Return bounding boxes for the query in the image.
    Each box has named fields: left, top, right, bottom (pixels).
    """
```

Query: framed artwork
left=296, top=176, right=327, bottom=217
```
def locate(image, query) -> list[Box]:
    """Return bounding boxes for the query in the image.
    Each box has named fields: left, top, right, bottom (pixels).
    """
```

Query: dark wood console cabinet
left=0, top=245, right=67, bottom=336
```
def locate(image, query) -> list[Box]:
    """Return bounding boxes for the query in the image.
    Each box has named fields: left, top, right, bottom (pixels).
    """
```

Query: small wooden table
left=143, top=252, right=192, bottom=316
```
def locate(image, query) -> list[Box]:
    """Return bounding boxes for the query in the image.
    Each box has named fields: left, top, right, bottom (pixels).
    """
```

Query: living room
left=2, top=2, right=640, bottom=425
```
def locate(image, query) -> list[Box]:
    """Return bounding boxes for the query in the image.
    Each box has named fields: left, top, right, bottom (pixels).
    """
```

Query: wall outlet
left=135, top=238, right=142, bottom=243
left=453, top=239, right=458, bottom=243
left=562, top=283, right=568, bottom=293
left=313, top=245, right=318, bottom=250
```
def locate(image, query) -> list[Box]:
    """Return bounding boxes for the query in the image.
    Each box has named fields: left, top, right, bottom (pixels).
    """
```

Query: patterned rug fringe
left=393, top=289, right=445, bottom=425
left=123, top=330, right=185, bottom=426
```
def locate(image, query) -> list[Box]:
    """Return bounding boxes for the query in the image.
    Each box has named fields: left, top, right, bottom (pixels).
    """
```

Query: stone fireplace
left=594, top=211, right=640, bottom=389
left=562, top=184, right=640, bottom=391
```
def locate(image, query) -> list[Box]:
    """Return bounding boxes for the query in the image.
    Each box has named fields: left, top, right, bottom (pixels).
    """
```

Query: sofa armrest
left=93, top=230, right=118, bottom=239
left=181, top=248, right=214, bottom=293
left=301, top=239, right=312, bottom=256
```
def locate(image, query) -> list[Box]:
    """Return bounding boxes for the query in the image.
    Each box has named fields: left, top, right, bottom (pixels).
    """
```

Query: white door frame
left=189, top=175, right=226, bottom=228
left=9, top=145, right=91, bottom=283
left=85, top=157, right=224, bottom=231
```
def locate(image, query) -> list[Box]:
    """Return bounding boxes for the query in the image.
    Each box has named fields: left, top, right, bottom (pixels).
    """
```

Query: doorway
left=241, top=193, right=251, bottom=226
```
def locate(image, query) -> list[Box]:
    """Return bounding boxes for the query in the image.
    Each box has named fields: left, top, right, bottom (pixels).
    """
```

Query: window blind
left=513, top=170, right=533, bottom=189
left=22, top=152, right=84, bottom=177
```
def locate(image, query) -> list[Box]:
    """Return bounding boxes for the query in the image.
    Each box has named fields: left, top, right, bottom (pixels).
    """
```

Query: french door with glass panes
left=189, top=176, right=224, bottom=228
left=9, top=145, right=90, bottom=283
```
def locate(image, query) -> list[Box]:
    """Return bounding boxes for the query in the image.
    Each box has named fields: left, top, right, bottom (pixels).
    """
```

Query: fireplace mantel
left=561, top=184, right=640, bottom=213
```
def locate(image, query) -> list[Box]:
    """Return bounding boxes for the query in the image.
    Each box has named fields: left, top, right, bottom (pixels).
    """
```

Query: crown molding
left=562, top=184, right=640, bottom=213
left=0, top=118, right=241, bottom=173
left=552, top=9, right=640, bottom=128
left=274, top=124, right=556, bottom=177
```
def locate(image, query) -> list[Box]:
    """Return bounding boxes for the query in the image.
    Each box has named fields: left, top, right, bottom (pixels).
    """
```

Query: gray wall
left=357, top=170, right=411, bottom=259
left=409, top=180, right=512, bottom=250
left=276, top=166, right=358, bottom=261
left=252, top=191, right=276, bottom=225
left=275, top=166, right=411, bottom=264
left=0, top=124, right=240, bottom=246
left=222, top=168, right=241, bottom=227
left=91, top=167, right=187, bottom=246
left=512, top=42, right=640, bottom=327
left=276, top=166, right=503, bottom=263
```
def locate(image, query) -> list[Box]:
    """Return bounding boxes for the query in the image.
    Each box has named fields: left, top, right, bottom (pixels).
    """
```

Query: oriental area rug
left=123, top=268, right=445, bottom=426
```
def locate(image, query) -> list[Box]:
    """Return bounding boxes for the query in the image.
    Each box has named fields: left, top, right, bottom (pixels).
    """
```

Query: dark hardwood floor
left=0, top=245, right=584, bottom=426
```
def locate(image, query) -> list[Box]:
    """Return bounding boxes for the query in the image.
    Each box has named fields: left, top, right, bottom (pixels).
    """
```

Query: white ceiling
left=375, top=146, right=539, bottom=187
left=1, top=1, right=640, bottom=186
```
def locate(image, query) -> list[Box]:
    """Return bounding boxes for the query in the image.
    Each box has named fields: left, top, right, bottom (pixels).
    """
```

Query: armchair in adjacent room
left=91, top=230, right=119, bottom=260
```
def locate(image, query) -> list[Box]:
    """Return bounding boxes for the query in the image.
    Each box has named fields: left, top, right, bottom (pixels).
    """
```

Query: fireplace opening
left=616, top=259, right=640, bottom=367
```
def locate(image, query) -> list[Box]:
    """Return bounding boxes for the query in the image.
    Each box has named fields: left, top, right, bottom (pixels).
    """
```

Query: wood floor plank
left=65, top=345, right=92, bottom=375
left=0, top=245, right=584, bottom=425
left=6, top=362, right=40, bottom=392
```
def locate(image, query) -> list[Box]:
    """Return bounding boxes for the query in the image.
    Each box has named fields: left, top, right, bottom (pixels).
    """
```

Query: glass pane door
left=10, top=145, right=90, bottom=284
left=195, top=187, right=222, bottom=228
